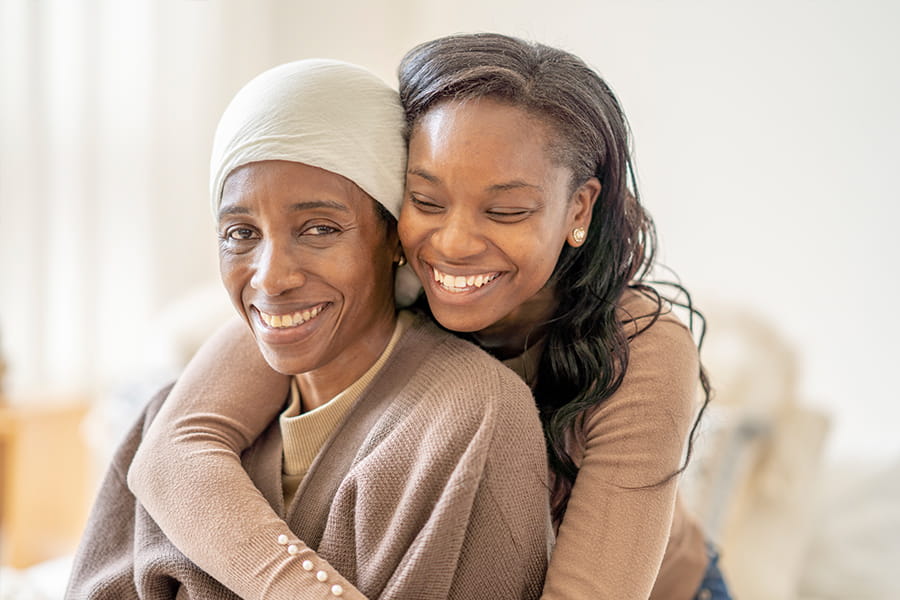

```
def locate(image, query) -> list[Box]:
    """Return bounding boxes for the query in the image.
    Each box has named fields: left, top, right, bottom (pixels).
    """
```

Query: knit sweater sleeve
left=126, top=319, right=373, bottom=600
left=539, top=307, right=701, bottom=600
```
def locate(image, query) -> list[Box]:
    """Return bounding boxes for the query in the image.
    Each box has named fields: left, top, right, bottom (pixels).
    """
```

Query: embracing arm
left=127, top=318, right=550, bottom=599
left=539, top=312, right=702, bottom=600
left=127, top=318, right=374, bottom=600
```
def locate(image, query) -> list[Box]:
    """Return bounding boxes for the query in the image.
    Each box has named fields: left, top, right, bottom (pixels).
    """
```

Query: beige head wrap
left=209, top=58, right=420, bottom=304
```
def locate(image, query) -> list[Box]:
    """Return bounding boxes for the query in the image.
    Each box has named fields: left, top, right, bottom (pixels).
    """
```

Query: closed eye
left=487, top=208, right=532, bottom=223
left=409, top=195, right=444, bottom=214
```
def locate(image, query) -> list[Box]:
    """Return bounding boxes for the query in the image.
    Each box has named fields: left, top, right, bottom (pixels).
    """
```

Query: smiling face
left=218, top=160, right=398, bottom=400
left=399, top=98, right=599, bottom=355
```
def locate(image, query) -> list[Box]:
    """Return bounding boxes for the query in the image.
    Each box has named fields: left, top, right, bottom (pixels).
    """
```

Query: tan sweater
left=128, top=290, right=708, bottom=599
left=280, top=313, right=409, bottom=503
left=70, top=315, right=550, bottom=599
left=506, top=289, right=708, bottom=599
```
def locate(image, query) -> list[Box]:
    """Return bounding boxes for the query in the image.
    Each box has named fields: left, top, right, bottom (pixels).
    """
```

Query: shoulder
left=142, top=382, right=176, bottom=427
left=617, top=287, right=699, bottom=381
left=396, top=315, right=539, bottom=426
left=99, top=382, right=176, bottom=481
left=582, top=288, right=701, bottom=435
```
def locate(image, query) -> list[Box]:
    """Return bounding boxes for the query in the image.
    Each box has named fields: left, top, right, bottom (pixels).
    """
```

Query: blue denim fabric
left=693, top=544, right=733, bottom=600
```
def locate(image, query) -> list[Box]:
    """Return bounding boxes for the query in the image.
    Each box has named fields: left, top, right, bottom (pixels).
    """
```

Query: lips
left=430, top=265, right=501, bottom=294
left=256, top=303, right=329, bottom=329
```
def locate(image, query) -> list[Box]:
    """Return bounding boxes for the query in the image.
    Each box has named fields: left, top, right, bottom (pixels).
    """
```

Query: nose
left=250, top=239, right=306, bottom=296
left=430, top=208, right=488, bottom=260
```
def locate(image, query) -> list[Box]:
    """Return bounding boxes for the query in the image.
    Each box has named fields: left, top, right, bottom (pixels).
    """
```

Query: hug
left=67, top=33, right=729, bottom=600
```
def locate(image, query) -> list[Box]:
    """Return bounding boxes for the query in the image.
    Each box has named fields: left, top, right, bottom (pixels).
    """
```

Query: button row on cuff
left=276, top=534, right=344, bottom=597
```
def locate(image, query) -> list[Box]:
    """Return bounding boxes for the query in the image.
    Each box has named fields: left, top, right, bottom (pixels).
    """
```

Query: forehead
left=410, top=99, right=558, bottom=163
left=220, top=160, right=376, bottom=217
left=407, top=98, right=571, bottom=187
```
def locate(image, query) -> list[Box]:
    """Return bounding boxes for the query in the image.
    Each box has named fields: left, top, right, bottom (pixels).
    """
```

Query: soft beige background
left=1, top=0, right=898, bottom=468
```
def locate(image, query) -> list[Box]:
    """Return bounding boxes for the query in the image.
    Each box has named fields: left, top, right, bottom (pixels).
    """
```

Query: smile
left=431, top=266, right=500, bottom=293
left=257, top=303, right=328, bottom=329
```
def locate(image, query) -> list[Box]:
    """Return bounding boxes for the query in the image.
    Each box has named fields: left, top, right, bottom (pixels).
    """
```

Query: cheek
left=505, top=231, right=565, bottom=285
left=397, top=211, right=422, bottom=247
left=518, top=253, right=557, bottom=289
left=218, top=256, right=235, bottom=290
left=344, top=245, right=395, bottom=299
left=218, top=256, right=251, bottom=307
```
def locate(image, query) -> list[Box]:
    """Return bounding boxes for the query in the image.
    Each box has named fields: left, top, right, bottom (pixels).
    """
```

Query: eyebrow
left=487, top=181, right=542, bottom=192
left=407, top=167, right=440, bottom=184
left=407, top=167, right=542, bottom=192
left=218, top=199, right=349, bottom=221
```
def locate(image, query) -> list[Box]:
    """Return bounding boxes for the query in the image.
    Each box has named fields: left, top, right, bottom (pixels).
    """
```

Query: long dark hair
left=399, top=32, right=711, bottom=523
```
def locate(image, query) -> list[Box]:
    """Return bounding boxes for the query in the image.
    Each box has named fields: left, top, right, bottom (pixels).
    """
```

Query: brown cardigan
left=67, top=316, right=551, bottom=599
left=127, top=290, right=709, bottom=599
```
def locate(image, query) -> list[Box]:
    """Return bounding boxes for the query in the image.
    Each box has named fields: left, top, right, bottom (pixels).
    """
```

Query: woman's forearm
left=125, top=318, right=367, bottom=599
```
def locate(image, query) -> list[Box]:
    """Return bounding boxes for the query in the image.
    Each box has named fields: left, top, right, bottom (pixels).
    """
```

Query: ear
left=566, top=177, right=601, bottom=247
left=394, top=243, right=407, bottom=266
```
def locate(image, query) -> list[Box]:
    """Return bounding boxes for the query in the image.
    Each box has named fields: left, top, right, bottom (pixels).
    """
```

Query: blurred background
left=1, top=1, right=898, bottom=598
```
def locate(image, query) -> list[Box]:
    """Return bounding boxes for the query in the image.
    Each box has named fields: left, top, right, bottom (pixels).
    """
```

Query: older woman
left=64, top=59, right=550, bottom=600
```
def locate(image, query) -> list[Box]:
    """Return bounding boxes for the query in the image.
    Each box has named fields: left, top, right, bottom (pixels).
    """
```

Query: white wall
left=2, top=0, right=897, bottom=463
left=407, top=0, right=900, bottom=463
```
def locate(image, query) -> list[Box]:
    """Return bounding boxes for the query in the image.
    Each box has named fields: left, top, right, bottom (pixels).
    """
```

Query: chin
left=258, top=348, right=315, bottom=377
left=429, top=305, right=492, bottom=334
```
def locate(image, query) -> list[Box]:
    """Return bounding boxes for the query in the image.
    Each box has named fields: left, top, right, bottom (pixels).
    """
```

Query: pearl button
left=287, top=544, right=300, bottom=555
left=331, top=584, right=344, bottom=596
left=277, top=534, right=288, bottom=545
left=316, top=570, right=328, bottom=582
left=302, top=560, right=314, bottom=571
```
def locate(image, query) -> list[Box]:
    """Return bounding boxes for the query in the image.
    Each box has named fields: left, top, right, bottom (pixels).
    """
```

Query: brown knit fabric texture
left=67, top=316, right=550, bottom=600
left=537, top=290, right=708, bottom=600
left=124, top=290, right=710, bottom=599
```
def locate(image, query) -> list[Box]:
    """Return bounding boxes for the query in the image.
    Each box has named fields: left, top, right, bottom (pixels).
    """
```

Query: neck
left=472, top=285, right=558, bottom=360
left=294, top=309, right=397, bottom=412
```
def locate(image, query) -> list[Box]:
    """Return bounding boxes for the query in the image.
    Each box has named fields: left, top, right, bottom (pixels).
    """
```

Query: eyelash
left=410, top=195, right=531, bottom=222
left=410, top=195, right=443, bottom=213
left=487, top=209, right=529, bottom=218
left=219, top=224, right=340, bottom=245
left=224, top=227, right=257, bottom=241
left=303, top=224, right=339, bottom=236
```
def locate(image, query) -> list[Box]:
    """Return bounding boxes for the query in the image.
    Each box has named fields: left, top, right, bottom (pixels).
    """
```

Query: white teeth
left=431, top=266, right=499, bottom=292
left=259, top=305, right=325, bottom=329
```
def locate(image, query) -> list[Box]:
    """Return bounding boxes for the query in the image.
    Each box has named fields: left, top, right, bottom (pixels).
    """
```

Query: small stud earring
left=572, top=227, right=586, bottom=245
left=396, top=254, right=407, bottom=267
